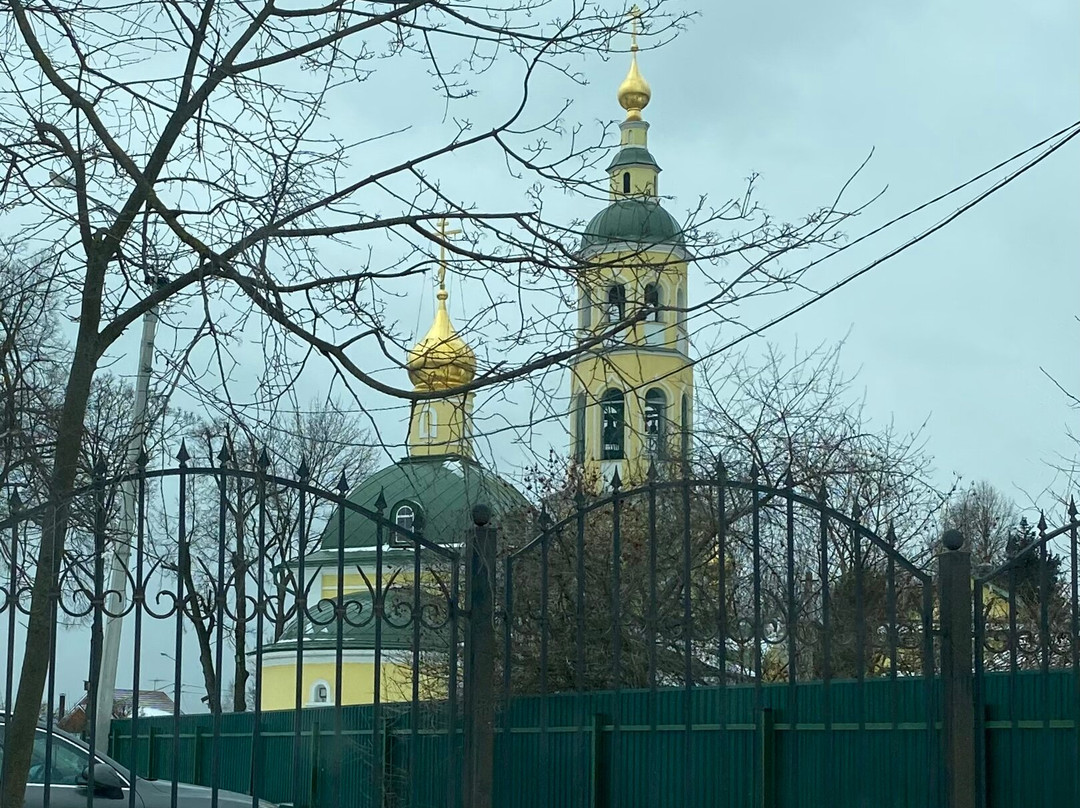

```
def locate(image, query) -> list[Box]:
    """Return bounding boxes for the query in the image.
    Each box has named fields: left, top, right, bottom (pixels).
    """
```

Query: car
left=0, top=721, right=284, bottom=806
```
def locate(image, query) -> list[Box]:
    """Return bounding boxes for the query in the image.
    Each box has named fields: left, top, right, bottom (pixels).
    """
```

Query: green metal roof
left=320, top=454, right=531, bottom=550
left=581, top=198, right=685, bottom=253
left=262, top=588, right=448, bottom=653
left=606, top=146, right=660, bottom=172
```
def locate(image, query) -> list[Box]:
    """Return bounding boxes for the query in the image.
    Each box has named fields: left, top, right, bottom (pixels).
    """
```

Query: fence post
left=939, top=529, right=975, bottom=808
left=463, top=504, right=496, bottom=808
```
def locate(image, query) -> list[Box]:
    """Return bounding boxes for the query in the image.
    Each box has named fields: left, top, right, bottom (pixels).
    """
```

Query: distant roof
left=64, top=690, right=175, bottom=716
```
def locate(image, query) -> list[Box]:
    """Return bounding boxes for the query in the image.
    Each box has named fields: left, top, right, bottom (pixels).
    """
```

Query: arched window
left=395, top=504, right=415, bottom=530
left=644, top=388, right=667, bottom=459
left=680, top=393, right=691, bottom=460
left=622, top=172, right=631, bottom=194
left=606, top=284, right=626, bottom=322
left=600, top=389, right=625, bottom=460
left=418, top=405, right=437, bottom=439
left=643, top=283, right=662, bottom=322
left=579, top=290, right=592, bottom=330
left=311, top=681, right=330, bottom=705
left=573, top=393, right=586, bottom=463
left=676, top=285, right=687, bottom=352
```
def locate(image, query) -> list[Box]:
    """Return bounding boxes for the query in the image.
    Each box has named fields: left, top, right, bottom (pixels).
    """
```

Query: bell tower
left=569, top=6, right=694, bottom=485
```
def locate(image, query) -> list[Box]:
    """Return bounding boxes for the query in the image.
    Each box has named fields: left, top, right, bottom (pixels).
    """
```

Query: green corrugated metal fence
left=110, top=670, right=1078, bottom=808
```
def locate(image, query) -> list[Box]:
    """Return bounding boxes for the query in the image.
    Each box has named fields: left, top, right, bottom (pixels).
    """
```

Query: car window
left=28, top=729, right=88, bottom=785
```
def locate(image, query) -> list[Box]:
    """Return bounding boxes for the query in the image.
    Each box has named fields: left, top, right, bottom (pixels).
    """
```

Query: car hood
left=137, top=778, right=271, bottom=806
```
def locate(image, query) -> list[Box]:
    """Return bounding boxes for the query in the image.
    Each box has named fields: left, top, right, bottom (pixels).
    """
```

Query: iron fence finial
left=176, top=440, right=190, bottom=465
left=942, top=529, right=964, bottom=551
left=257, top=447, right=271, bottom=471
left=472, top=503, right=491, bottom=527
left=336, top=470, right=349, bottom=493
left=135, top=448, right=149, bottom=468
left=374, top=488, right=387, bottom=512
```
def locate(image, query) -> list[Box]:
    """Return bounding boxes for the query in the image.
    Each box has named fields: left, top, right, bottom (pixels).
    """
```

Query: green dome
left=581, top=198, right=685, bottom=253
left=320, top=455, right=531, bottom=551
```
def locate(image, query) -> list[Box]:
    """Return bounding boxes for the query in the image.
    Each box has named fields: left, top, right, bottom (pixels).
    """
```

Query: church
left=259, top=30, right=693, bottom=710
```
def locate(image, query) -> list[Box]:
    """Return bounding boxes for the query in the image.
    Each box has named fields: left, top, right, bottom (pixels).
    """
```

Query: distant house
left=56, top=690, right=176, bottom=734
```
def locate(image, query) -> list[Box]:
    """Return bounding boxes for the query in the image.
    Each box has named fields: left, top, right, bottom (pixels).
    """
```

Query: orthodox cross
left=435, top=216, right=461, bottom=289
left=629, top=5, right=641, bottom=52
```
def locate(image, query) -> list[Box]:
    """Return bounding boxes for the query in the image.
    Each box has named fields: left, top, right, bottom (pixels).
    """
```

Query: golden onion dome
left=617, top=51, right=651, bottom=121
left=406, top=287, right=477, bottom=391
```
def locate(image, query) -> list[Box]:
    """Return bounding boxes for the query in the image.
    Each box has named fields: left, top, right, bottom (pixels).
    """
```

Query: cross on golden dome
left=617, top=5, right=651, bottom=121
left=435, top=216, right=461, bottom=290
left=406, top=217, right=476, bottom=391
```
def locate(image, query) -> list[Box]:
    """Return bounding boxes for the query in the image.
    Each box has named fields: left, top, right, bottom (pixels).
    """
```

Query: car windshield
left=0, top=723, right=133, bottom=782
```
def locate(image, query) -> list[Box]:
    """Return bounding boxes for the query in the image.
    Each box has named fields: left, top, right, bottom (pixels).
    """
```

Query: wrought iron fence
left=0, top=444, right=479, bottom=808
left=499, top=465, right=942, bottom=807
left=0, top=449, right=1076, bottom=808
left=972, top=502, right=1080, bottom=808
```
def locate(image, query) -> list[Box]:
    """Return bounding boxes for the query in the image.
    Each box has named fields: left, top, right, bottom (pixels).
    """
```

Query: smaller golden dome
left=617, top=51, right=651, bottom=121
left=406, top=287, right=477, bottom=391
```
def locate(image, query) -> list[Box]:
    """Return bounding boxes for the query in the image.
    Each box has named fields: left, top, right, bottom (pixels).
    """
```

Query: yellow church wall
left=320, top=573, right=366, bottom=599
left=259, top=657, right=421, bottom=711
left=408, top=393, right=473, bottom=458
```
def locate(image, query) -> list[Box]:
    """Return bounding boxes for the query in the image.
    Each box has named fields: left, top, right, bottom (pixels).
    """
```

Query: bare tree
left=501, top=342, right=948, bottom=692
left=164, top=402, right=377, bottom=713
left=940, top=480, right=1018, bottom=568
left=0, top=0, right=871, bottom=800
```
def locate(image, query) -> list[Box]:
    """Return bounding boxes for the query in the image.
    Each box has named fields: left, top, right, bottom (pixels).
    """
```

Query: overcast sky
left=15, top=0, right=1079, bottom=710
left=357, top=0, right=1079, bottom=509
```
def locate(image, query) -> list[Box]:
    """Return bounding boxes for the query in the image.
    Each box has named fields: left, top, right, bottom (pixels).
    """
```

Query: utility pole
left=94, top=275, right=166, bottom=748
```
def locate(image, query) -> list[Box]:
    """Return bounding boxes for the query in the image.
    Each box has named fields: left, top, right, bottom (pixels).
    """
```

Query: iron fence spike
left=135, top=448, right=149, bottom=468
left=374, top=488, right=387, bottom=511
left=1069, top=497, right=1078, bottom=519
left=8, top=488, right=21, bottom=509
left=336, top=470, right=349, bottom=493
left=610, top=467, right=622, bottom=490
left=217, top=442, right=232, bottom=465
left=176, top=440, right=190, bottom=464
left=1038, top=511, right=1047, bottom=533
left=257, top=447, right=271, bottom=470
left=93, top=454, right=108, bottom=478
left=296, top=458, right=311, bottom=479
left=646, top=460, right=657, bottom=482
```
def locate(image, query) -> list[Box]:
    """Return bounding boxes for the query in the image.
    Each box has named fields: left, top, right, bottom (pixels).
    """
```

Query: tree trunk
left=2, top=311, right=100, bottom=807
